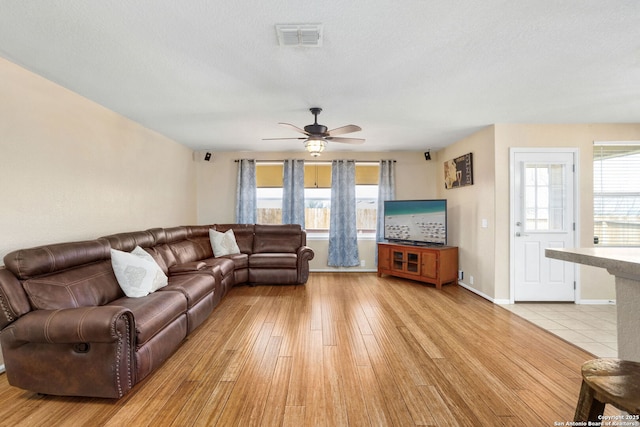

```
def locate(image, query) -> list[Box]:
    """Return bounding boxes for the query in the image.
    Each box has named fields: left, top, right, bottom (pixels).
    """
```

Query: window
left=593, top=142, right=640, bottom=246
left=524, top=163, right=566, bottom=231
left=256, top=162, right=379, bottom=233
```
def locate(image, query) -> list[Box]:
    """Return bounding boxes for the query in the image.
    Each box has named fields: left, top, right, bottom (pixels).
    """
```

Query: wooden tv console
left=377, top=242, right=458, bottom=289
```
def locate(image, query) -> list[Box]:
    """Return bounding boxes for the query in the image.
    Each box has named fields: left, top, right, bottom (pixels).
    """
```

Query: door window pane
left=524, top=164, right=565, bottom=231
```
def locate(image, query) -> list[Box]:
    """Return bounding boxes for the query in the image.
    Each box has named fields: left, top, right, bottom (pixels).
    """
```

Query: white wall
left=196, top=150, right=439, bottom=271
left=0, top=57, right=197, bottom=260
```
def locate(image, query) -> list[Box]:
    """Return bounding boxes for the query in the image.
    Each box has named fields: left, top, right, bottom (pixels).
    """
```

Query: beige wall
left=495, top=124, right=640, bottom=302
left=439, top=123, right=640, bottom=302
left=436, top=126, right=497, bottom=299
left=6, top=53, right=638, bottom=303
left=196, top=151, right=439, bottom=271
left=0, top=57, right=197, bottom=260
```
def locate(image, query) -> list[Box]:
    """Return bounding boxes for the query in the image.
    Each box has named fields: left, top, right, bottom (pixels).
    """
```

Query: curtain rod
left=233, top=159, right=395, bottom=164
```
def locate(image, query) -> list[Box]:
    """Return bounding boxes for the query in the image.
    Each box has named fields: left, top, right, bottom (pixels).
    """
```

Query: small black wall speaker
left=424, top=151, right=431, bottom=161
left=193, top=150, right=214, bottom=162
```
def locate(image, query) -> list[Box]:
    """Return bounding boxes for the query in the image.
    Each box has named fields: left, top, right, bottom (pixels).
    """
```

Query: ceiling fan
left=263, top=107, right=364, bottom=156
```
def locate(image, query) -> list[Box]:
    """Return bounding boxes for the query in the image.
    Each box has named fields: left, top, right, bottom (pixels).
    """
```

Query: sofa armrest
left=0, top=267, right=31, bottom=329
left=4, top=306, right=133, bottom=344
left=296, top=246, right=315, bottom=284
left=1, top=306, right=136, bottom=398
left=297, top=245, right=315, bottom=261
left=169, top=261, right=208, bottom=274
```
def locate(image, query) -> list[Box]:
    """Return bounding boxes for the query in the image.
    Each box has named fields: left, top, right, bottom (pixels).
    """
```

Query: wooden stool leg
left=574, top=380, right=606, bottom=422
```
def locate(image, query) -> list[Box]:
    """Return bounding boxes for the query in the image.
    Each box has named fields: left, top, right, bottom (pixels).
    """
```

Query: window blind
left=593, top=142, right=640, bottom=247
left=256, top=163, right=379, bottom=188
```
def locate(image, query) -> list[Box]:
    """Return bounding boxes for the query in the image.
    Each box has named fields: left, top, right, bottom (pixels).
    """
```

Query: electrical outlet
left=458, top=270, right=463, bottom=280
left=470, top=276, right=474, bottom=285
left=360, top=260, right=366, bottom=267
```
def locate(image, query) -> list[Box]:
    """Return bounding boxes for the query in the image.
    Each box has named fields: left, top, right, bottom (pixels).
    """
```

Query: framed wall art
left=444, top=153, right=473, bottom=189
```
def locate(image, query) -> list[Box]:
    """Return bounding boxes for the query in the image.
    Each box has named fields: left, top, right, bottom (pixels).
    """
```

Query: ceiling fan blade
left=278, top=122, right=310, bottom=135
left=262, top=137, right=306, bottom=140
left=327, top=124, right=362, bottom=136
left=326, top=137, right=365, bottom=144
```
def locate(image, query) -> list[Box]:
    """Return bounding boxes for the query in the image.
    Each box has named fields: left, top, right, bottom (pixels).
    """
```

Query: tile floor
left=501, top=303, right=618, bottom=358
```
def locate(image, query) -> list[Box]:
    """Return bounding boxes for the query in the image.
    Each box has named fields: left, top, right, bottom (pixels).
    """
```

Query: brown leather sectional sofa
left=0, top=224, right=314, bottom=398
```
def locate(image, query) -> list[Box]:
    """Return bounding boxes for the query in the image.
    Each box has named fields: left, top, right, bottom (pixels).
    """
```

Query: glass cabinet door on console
left=391, top=249, right=421, bottom=275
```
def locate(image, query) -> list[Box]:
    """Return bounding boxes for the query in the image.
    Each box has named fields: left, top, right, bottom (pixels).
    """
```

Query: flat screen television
left=383, top=199, right=447, bottom=245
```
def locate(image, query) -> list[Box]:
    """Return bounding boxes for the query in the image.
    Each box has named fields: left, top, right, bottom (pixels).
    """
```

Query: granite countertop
left=545, top=247, right=640, bottom=280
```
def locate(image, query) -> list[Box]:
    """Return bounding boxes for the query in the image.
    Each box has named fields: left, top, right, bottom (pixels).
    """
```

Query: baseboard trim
left=457, top=281, right=508, bottom=303
left=310, top=269, right=378, bottom=273
left=576, top=299, right=616, bottom=305
left=0, top=364, right=5, bottom=374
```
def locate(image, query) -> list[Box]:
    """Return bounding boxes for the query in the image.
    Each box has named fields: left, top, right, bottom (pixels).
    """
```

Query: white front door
left=511, top=149, right=577, bottom=302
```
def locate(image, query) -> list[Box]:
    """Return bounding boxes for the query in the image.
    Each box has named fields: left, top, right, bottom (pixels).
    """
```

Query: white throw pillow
left=131, top=246, right=168, bottom=292
left=209, top=228, right=241, bottom=257
left=110, top=246, right=168, bottom=298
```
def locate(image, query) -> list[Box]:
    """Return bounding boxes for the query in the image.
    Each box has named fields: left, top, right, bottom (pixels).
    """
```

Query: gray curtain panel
left=328, top=159, right=360, bottom=267
left=375, top=159, right=396, bottom=263
left=376, top=159, right=396, bottom=243
left=282, top=159, right=305, bottom=227
left=235, top=159, right=257, bottom=224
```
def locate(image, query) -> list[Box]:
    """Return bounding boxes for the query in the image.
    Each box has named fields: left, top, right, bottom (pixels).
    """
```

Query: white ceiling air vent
left=275, top=24, right=323, bottom=47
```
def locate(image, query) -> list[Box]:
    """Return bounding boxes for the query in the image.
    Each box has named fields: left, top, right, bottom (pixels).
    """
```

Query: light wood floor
left=0, top=273, right=604, bottom=426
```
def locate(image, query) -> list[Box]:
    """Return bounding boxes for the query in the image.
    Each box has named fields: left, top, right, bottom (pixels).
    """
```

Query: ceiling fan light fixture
left=263, top=108, right=363, bottom=154
left=305, top=136, right=326, bottom=156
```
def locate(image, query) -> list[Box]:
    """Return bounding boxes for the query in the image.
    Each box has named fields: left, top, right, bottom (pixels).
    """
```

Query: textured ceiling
left=1, top=1, right=639, bottom=154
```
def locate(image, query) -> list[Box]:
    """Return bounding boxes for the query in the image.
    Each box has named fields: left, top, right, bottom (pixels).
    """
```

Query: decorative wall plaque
left=444, top=153, right=473, bottom=189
